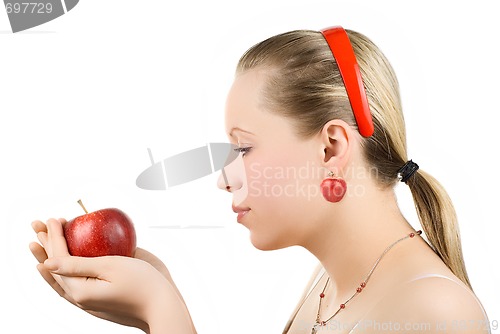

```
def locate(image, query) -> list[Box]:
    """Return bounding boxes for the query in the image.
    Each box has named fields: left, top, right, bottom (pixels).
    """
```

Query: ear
left=318, top=119, right=353, bottom=173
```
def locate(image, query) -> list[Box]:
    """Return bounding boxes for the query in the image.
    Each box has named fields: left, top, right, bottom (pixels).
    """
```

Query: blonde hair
left=236, top=29, right=472, bottom=292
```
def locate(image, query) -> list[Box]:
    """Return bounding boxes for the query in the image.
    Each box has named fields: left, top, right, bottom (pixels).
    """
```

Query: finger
left=44, top=256, right=112, bottom=304
left=37, top=231, right=48, bottom=247
left=44, top=256, right=110, bottom=279
left=29, top=242, right=48, bottom=263
left=31, top=220, right=47, bottom=234
left=36, top=263, right=73, bottom=302
left=46, top=218, right=70, bottom=257
left=58, top=218, right=67, bottom=226
left=37, top=231, right=52, bottom=259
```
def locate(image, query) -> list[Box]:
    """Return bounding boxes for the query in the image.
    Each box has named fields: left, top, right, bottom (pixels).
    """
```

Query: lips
left=232, top=205, right=251, bottom=222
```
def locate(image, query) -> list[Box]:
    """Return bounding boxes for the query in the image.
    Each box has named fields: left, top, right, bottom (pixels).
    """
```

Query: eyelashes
left=233, top=146, right=252, bottom=157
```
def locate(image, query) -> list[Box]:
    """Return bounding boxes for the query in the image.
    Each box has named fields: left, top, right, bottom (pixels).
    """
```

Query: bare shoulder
left=352, top=275, right=490, bottom=334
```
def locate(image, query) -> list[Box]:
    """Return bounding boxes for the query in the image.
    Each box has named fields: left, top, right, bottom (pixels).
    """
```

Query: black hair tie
left=397, top=160, right=419, bottom=183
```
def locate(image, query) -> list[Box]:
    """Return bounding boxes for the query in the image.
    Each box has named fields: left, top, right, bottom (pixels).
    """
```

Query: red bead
left=410, top=232, right=415, bottom=238
left=360, top=282, right=366, bottom=288
left=320, top=293, right=325, bottom=298
left=340, top=303, right=345, bottom=309
left=356, top=287, right=362, bottom=293
left=321, top=177, right=347, bottom=203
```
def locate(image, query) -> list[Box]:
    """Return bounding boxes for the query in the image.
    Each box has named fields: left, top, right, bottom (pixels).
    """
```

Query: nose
left=216, top=154, right=245, bottom=192
left=217, top=167, right=244, bottom=192
left=217, top=168, right=231, bottom=191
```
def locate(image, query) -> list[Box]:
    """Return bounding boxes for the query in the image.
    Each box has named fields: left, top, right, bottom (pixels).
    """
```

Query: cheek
left=244, top=157, right=324, bottom=226
left=246, top=157, right=297, bottom=202
left=246, top=155, right=323, bottom=198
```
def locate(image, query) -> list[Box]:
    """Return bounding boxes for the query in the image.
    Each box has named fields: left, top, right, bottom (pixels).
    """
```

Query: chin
left=249, top=232, right=293, bottom=251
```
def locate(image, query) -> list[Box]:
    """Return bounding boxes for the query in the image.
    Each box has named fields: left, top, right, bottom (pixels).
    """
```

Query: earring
left=320, top=171, right=347, bottom=203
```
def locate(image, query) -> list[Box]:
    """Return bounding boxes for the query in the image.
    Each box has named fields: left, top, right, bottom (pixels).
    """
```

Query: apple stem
left=77, top=199, right=88, bottom=214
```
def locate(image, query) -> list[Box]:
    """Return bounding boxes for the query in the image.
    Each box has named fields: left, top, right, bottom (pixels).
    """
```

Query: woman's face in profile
left=221, top=69, right=331, bottom=250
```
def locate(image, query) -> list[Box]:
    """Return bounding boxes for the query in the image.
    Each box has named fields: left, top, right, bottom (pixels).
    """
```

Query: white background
left=1, top=1, right=498, bottom=333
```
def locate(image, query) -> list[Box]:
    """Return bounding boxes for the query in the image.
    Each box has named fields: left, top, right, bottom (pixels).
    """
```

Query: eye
left=234, top=146, right=252, bottom=157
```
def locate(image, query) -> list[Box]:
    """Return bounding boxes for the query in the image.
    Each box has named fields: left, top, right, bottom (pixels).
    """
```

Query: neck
left=302, top=185, right=415, bottom=300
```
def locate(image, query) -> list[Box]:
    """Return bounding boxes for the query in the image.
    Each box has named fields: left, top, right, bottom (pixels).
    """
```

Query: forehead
left=224, top=70, right=266, bottom=136
left=223, top=69, right=305, bottom=149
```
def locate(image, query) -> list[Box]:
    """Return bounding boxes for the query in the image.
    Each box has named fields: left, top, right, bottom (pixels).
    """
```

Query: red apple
left=63, top=203, right=136, bottom=257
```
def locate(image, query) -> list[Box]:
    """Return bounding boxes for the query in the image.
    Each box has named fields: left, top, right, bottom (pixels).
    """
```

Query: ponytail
left=407, top=169, right=473, bottom=291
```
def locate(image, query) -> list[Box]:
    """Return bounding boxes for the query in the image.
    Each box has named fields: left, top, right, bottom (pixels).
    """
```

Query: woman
left=30, top=26, right=490, bottom=333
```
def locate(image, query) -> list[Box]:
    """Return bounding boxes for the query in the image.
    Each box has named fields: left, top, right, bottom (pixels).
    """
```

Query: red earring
left=321, top=172, right=347, bottom=203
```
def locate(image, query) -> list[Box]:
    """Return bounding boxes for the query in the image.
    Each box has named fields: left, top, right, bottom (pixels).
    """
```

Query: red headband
left=320, top=26, right=374, bottom=137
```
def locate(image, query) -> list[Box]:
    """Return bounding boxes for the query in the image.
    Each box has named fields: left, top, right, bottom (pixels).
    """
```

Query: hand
left=30, top=219, right=195, bottom=333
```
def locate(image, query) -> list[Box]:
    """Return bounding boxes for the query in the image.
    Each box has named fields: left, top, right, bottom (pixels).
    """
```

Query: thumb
left=46, top=218, right=70, bottom=257
left=44, top=256, right=109, bottom=279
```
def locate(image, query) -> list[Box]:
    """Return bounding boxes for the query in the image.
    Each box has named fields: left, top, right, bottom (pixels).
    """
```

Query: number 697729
left=5, top=2, right=53, bottom=14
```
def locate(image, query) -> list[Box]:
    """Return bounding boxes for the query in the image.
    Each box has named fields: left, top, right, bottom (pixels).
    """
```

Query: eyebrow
left=228, top=127, right=255, bottom=137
